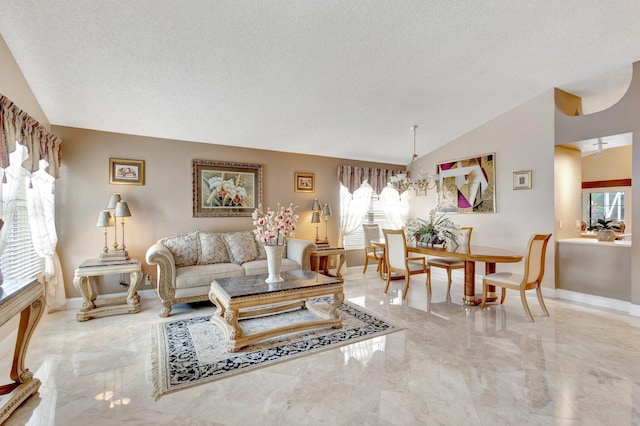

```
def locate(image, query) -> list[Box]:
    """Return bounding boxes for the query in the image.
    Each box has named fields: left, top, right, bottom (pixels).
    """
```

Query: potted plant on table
left=591, top=218, right=617, bottom=242
left=404, top=208, right=461, bottom=249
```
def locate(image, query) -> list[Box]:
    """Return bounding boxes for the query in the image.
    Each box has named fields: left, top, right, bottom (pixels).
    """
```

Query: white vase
left=264, top=245, right=285, bottom=283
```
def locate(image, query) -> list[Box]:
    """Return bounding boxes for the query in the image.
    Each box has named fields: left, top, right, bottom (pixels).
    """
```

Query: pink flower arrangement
left=252, top=203, right=299, bottom=246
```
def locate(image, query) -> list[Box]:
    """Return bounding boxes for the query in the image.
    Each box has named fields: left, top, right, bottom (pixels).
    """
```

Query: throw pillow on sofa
left=159, top=230, right=200, bottom=267
left=223, top=231, right=258, bottom=264
left=198, top=232, right=231, bottom=265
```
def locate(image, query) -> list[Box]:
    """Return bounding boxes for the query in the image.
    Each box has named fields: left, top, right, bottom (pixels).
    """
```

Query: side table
left=310, top=247, right=347, bottom=282
left=73, top=258, right=143, bottom=322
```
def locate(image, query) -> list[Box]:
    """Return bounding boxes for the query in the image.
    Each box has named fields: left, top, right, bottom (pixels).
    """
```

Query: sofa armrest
left=286, top=238, right=317, bottom=270
left=145, top=243, right=177, bottom=309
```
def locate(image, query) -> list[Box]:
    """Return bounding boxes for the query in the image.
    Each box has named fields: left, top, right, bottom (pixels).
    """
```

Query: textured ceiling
left=1, top=1, right=640, bottom=165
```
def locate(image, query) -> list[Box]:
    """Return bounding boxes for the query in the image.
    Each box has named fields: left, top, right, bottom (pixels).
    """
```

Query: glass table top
left=213, top=269, right=341, bottom=299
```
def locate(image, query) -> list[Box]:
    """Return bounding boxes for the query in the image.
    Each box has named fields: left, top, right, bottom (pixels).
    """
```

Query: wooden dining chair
left=481, top=233, right=552, bottom=322
left=382, top=229, right=431, bottom=299
left=362, top=224, right=384, bottom=277
left=427, top=227, right=472, bottom=292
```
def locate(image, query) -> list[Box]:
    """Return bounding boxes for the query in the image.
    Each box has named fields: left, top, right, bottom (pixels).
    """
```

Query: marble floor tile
left=2, top=266, right=640, bottom=425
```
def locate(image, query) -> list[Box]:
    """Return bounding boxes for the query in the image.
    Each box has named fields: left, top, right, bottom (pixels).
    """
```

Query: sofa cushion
left=198, top=232, right=231, bottom=265
left=175, top=263, right=244, bottom=290
left=159, top=230, right=200, bottom=267
left=223, top=231, right=258, bottom=264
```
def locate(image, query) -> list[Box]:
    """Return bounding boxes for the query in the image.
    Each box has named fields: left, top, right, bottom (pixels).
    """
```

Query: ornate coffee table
left=208, top=269, right=344, bottom=352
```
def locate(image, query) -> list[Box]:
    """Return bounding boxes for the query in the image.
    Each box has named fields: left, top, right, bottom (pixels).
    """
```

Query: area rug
left=151, top=297, right=403, bottom=399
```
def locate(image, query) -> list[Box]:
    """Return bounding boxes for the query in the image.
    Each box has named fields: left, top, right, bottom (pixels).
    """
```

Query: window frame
left=581, top=185, right=630, bottom=231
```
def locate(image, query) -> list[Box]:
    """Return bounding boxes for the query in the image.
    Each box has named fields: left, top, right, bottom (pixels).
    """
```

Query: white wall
left=408, top=90, right=556, bottom=287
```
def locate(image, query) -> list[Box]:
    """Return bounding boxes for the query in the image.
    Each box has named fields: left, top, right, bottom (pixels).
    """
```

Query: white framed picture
left=513, top=170, right=532, bottom=190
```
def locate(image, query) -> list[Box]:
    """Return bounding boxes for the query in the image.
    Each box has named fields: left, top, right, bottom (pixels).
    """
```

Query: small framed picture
left=110, top=158, right=145, bottom=185
left=513, top=170, right=532, bottom=190
left=295, top=173, right=315, bottom=193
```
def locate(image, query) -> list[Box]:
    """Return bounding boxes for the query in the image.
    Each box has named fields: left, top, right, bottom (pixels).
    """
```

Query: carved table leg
left=330, top=292, right=344, bottom=327
left=224, top=308, right=242, bottom=340
left=11, top=295, right=45, bottom=384
left=127, top=270, right=142, bottom=312
left=335, top=254, right=346, bottom=281
left=73, top=274, right=95, bottom=313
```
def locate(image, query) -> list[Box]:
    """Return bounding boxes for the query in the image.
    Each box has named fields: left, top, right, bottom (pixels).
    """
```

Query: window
left=0, top=173, right=45, bottom=281
left=343, top=195, right=391, bottom=249
left=582, top=187, right=628, bottom=229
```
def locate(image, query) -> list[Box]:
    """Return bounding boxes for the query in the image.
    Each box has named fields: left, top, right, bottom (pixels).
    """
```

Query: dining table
left=373, top=240, right=523, bottom=306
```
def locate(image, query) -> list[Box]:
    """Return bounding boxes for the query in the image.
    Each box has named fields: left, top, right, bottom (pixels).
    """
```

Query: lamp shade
left=311, top=211, right=321, bottom=223
left=115, top=201, right=131, bottom=218
left=96, top=210, right=114, bottom=227
left=106, top=193, right=121, bottom=209
left=322, top=204, right=332, bottom=216
left=311, top=198, right=321, bottom=211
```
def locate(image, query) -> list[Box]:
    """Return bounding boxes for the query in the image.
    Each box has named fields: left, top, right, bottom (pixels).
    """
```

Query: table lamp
left=322, top=203, right=332, bottom=243
left=96, top=210, right=114, bottom=257
left=311, top=210, right=321, bottom=242
left=115, top=201, right=132, bottom=260
left=106, top=193, right=121, bottom=251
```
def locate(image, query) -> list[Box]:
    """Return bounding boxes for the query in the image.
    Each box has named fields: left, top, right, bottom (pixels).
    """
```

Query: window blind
left=0, top=182, right=45, bottom=281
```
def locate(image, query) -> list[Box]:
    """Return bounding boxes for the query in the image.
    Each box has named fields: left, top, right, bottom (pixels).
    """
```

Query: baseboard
left=554, top=288, right=634, bottom=315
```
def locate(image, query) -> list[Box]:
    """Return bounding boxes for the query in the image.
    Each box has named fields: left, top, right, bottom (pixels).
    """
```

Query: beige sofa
left=145, top=230, right=316, bottom=317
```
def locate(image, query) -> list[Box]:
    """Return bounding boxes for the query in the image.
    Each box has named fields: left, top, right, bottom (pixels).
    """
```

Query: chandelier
left=389, top=125, right=439, bottom=192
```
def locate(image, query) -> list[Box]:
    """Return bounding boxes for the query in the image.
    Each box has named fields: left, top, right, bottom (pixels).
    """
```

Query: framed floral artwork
left=294, top=172, right=315, bottom=193
left=109, top=158, right=145, bottom=185
left=192, top=159, right=263, bottom=217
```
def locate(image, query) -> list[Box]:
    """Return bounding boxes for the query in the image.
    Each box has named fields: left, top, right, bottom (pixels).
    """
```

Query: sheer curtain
left=379, top=183, right=409, bottom=229
left=337, top=165, right=407, bottom=245
left=28, top=161, right=65, bottom=312
left=338, top=182, right=373, bottom=244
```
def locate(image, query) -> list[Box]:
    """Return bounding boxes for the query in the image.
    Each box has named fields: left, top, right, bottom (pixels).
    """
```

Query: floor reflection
left=2, top=266, right=640, bottom=425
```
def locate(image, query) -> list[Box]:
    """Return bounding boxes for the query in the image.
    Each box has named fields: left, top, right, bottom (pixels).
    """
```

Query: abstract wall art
left=437, top=153, right=496, bottom=214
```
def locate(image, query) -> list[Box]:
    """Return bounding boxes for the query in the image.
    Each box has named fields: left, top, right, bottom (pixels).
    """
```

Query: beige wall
left=582, top=145, right=632, bottom=182
left=407, top=90, right=557, bottom=288
left=53, top=126, right=401, bottom=297
left=554, top=146, right=582, bottom=240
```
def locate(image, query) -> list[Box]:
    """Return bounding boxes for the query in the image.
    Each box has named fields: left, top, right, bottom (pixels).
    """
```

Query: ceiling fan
left=593, top=139, right=608, bottom=159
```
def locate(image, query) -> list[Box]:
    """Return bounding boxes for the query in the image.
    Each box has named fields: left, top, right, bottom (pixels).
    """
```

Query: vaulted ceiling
left=1, top=1, right=640, bottom=164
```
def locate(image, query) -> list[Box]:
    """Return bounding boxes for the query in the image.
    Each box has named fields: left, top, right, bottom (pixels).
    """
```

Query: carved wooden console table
left=0, top=278, right=45, bottom=423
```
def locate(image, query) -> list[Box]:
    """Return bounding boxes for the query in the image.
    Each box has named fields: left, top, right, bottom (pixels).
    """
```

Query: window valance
left=337, top=165, right=405, bottom=195
left=0, top=95, right=62, bottom=179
